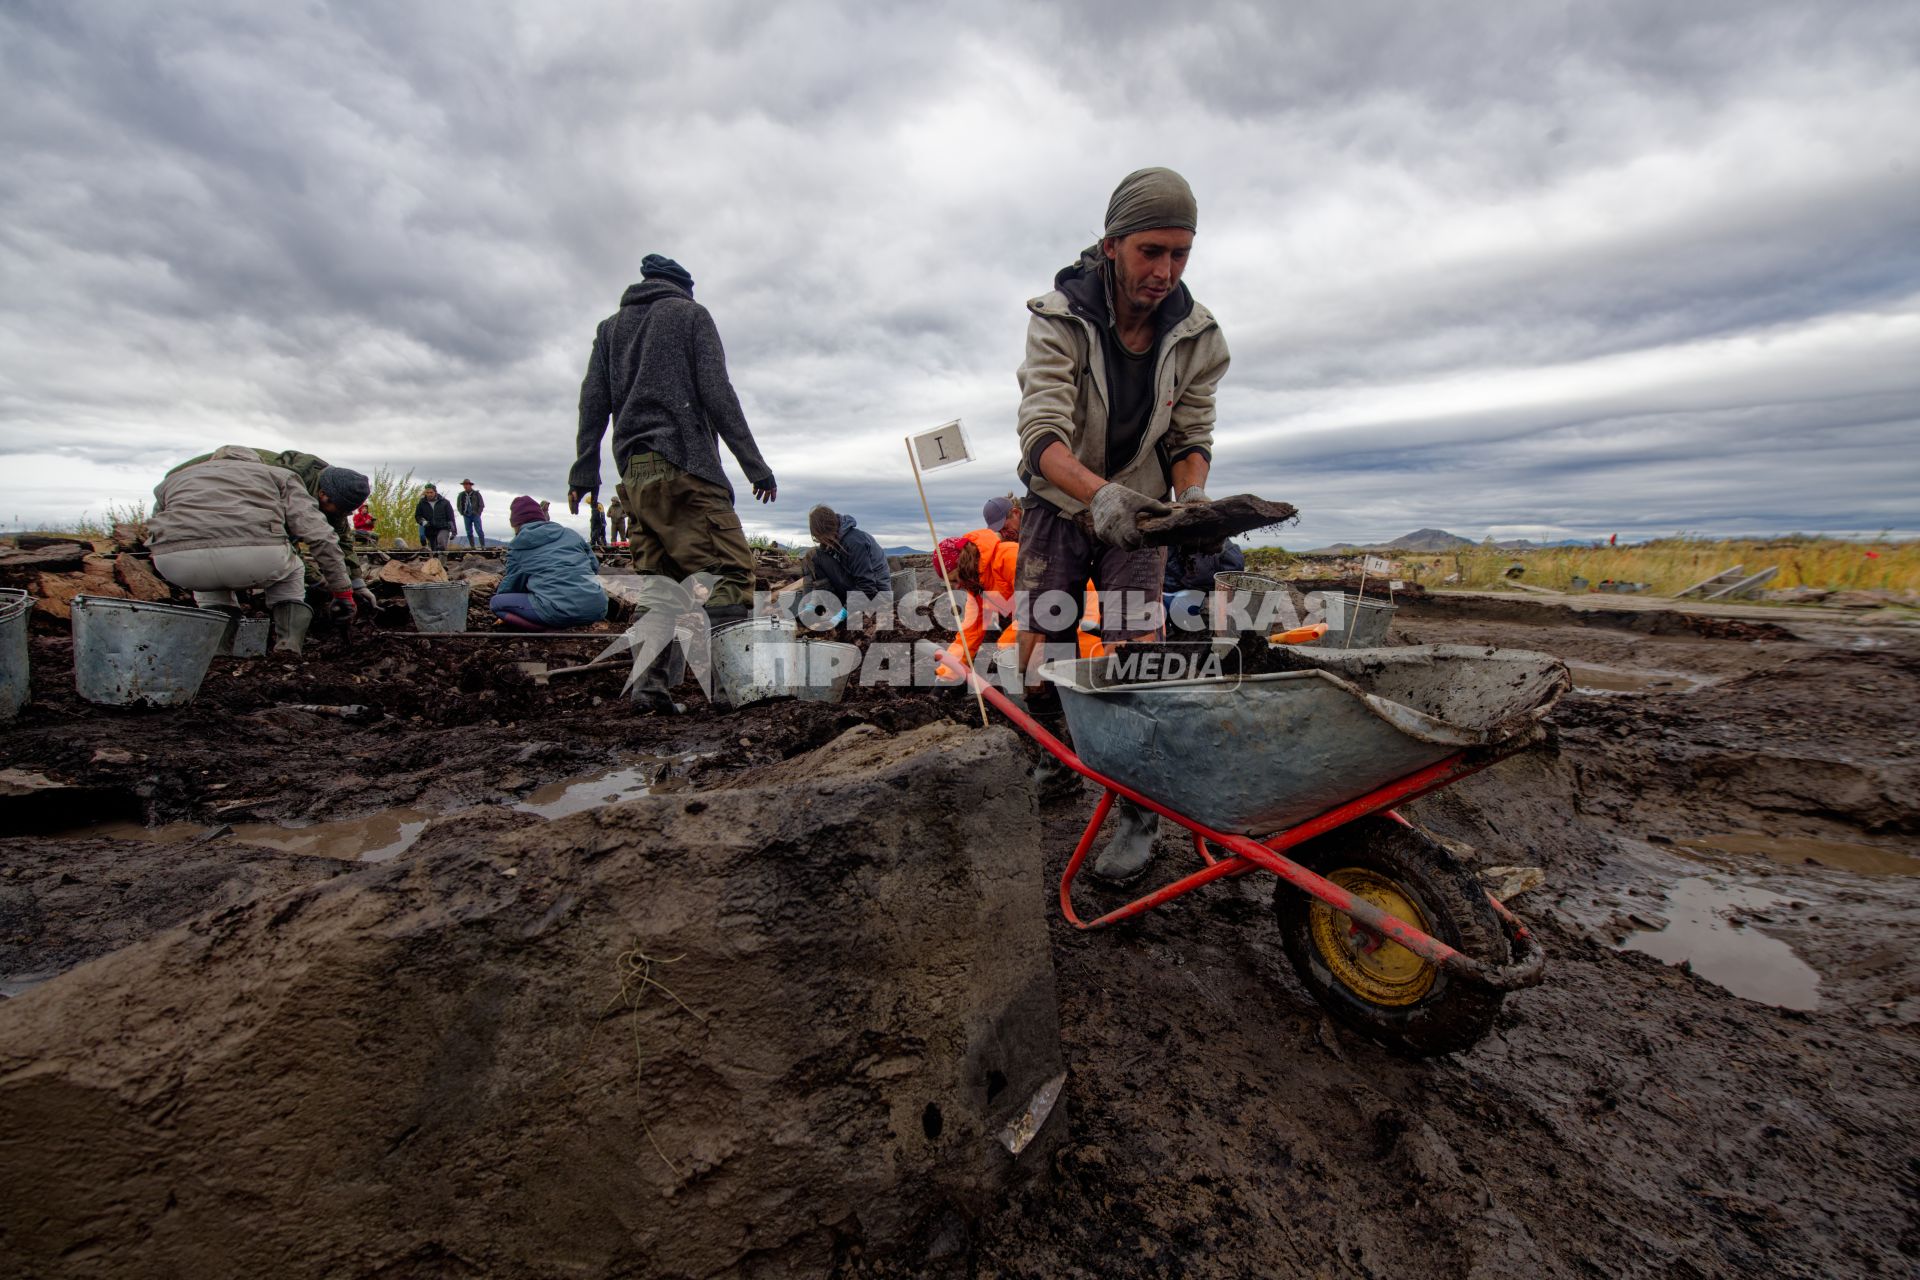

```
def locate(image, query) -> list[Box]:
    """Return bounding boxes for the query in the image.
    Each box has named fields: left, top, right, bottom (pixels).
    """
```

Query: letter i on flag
left=905, top=420, right=987, bottom=726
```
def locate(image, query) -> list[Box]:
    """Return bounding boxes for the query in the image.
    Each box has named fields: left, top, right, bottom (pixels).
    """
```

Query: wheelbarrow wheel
left=1274, top=815, right=1505, bottom=1057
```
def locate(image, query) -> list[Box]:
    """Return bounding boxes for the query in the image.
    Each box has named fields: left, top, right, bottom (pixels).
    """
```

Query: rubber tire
left=1275, top=816, right=1507, bottom=1057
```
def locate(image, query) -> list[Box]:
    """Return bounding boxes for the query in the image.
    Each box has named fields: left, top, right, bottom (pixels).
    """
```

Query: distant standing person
left=569, top=254, right=778, bottom=713
left=606, top=492, right=628, bottom=544
left=456, top=479, right=486, bottom=548
left=588, top=496, right=608, bottom=549
left=414, top=484, right=456, bottom=553
left=490, top=496, right=608, bottom=631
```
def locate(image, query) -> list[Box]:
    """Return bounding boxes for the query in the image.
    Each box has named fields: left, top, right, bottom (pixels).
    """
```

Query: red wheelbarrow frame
left=963, top=670, right=1546, bottom=993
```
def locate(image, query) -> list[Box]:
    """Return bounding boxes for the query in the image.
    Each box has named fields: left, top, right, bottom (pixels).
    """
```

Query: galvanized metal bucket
left=221, top=616, right=271, bottom=658
left=795, top=639, right=861, bottom=704
left=1306, top=591, right=1396, bottom=648
left=401, top=581, right=471, bottom=633
left=0, top=588, right=31, bottom=721
left=70, top=594, right=229, bottom=707
left=1040, top=643, right=1570, bottom=835
left=710, top=616, right=800, bottom=708
left=1212, top=571, right=1304, bottom=637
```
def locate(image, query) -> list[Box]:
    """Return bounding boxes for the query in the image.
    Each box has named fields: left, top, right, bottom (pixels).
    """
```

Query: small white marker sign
left=910, top=420, right=973, bottom=474
left=1364, top=556, right=1393, bottom=575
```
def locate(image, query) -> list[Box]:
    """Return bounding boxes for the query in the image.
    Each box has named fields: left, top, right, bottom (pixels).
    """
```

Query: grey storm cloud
left=1, top=0, right=1917, bottom=550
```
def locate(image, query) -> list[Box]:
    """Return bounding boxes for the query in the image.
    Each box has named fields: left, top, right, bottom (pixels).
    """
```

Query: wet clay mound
left=1556, top=648, right=1920, bottom=834
left=0, top=834, right=350, bottom=985
left=0, top=722, right=1064, bottom=1277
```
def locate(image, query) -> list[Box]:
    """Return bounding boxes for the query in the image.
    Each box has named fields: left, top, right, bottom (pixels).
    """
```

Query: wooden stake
left=908, top=438, right=990, bottom=728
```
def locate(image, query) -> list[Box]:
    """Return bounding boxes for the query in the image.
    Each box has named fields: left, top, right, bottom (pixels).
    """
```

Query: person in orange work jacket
left=936, top=496, right=1102, bottom=678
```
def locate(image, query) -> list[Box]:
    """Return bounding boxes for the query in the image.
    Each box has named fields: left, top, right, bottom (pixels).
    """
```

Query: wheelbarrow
left=939, top=641, right=1572, bottom=1056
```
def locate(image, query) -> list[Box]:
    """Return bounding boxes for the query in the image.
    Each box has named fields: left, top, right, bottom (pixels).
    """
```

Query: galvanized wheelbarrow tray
left=947, top=642, right=1572, bottom=1056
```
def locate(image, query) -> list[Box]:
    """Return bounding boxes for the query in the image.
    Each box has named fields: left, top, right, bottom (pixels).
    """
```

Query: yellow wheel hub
left=1308, top=868, right=1437, bottom=1007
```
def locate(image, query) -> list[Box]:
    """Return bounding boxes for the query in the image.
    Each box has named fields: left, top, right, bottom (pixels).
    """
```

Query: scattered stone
left=110, top=522, right=148, bottom=551
left=375, top=558, right=449, bottom=586
left=1480, top=865, right=1546, bottom=900
left=113, top=554, right=176, bottom=603
left=31, top=555, right=131, bottom=620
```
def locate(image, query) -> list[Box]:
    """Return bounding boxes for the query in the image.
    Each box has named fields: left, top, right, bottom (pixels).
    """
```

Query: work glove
left=1177, top=485, right=1209, bottom=505
left=751, top=475, right=777, bottom=504
left=349, top=578, right=378, bottom=616
left=567, top=485, right=597, bottom=515
left=329, top=591, right=357, bottom=622
left=1088, top=482, right=1170, bottom=551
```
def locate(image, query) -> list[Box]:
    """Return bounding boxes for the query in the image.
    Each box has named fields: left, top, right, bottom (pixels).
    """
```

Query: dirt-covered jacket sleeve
left=1164, top=326, right=1230, bottom=464
left=571, top=320, right=613, bottom=492
left=690, top=307, right=774, bottom=487
left=1015, top=311, right=1085, bottom=474
left=280, top=475, right=351, bottom=591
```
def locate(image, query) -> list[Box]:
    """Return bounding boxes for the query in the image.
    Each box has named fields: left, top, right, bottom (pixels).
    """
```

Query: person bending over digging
left=802, top=504, right=890, bottom=627
left=490, top=496, right=608, bottom=632
left=1012, top=165, right=1231, bottom=885
left=169, top=445, right=376, bottom=616
left=150, top=445, right=358, bottom=653
left=569, top=254, right=778, bottom=714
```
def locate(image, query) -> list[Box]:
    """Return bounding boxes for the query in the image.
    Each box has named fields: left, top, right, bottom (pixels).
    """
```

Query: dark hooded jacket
left=816, top=513, right=891, bottom=596
left=572, top=280, right=774, bottom=499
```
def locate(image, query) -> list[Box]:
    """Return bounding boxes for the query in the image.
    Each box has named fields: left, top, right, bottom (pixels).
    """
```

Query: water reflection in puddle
left=1677, top=832, right=1919, bottom=877
left=1619, top=876, right=1821, bottom=1010
left=512, top=766, right=655, bottom=820
left=1566, top=664, right=1706, bottom=695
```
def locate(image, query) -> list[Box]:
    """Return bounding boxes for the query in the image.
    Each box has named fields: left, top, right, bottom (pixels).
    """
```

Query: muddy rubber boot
left=1090, top=798, right=1160, bottom=885
left=1023, top=689, right=1082, bottom=806
left=206, top=604, right=245, bottom=656
left=270, top=601, right=313, bottom=655
left=630, top=645, right=685, bottom=716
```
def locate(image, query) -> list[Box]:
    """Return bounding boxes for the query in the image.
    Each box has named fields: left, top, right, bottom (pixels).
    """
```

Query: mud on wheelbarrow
left=957, top=642, right=1572, bottom=1057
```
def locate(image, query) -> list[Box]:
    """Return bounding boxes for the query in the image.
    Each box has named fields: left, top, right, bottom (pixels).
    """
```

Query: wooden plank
left=1675, top=564, right=1743, bottom=598
left=1703, top=566, right=1779, bottom=601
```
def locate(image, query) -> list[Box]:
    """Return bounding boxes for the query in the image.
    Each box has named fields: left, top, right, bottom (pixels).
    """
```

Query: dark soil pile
left=0, top=724, right=1063, bottom=1276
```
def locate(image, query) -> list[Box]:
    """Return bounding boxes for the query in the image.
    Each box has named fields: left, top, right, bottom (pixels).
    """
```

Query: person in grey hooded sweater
left=568, top=254, right=779, bottom=712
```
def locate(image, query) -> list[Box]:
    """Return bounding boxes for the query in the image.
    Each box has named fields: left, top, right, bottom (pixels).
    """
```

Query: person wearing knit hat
left=1008, top=165, right=1233, bottom=885
left=570, top=252, right=779, bottom=713
left=489, top=495, right=608, bottom=632
left=165, top=445, right=377, bottom=616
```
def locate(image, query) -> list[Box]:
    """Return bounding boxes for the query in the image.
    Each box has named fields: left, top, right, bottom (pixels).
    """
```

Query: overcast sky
left=3, top=0, right=1917, bottom=549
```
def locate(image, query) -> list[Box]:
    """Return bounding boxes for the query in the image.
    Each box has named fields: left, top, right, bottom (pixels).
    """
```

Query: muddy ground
left=3, top=594, right=1918, bottom=1276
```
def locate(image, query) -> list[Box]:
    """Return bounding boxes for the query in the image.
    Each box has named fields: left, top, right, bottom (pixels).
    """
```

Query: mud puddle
left=1617, top=875, right=1822, bottom=1009
left=1565, top=662, right=1708, bottom=695
left=1674, top=831, right=1920, bottom=876
left=511, top=765, right=657, bottom=820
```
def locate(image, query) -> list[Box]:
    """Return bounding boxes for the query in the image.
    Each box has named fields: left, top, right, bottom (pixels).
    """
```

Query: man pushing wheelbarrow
left=974, top=167, right=1566, bottom=1056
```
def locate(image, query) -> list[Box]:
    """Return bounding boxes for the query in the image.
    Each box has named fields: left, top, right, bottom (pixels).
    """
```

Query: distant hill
left=1386, top=528, right=1475, bottom=551
left=883, top=545, right=926, bottom=557
left=1304, top=529, right=1604, bottom=554
left=1303, top=528, right=1473, bottom=555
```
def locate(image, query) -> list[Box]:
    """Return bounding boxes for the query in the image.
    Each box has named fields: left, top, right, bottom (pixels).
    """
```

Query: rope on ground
left=603, top=943, right=709, bottom=1177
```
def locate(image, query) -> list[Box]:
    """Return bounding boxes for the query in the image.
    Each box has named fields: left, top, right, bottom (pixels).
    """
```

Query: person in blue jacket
left=490, top=495, right=609, bottom=630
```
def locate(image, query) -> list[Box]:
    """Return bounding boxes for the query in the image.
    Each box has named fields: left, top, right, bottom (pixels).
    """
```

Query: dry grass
left=1377, top=538, right=1920, bottom=595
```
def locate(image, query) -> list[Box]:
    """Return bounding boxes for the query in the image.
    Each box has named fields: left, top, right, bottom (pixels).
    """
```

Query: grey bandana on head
left=1103, top=167, right=1198, bottom=240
